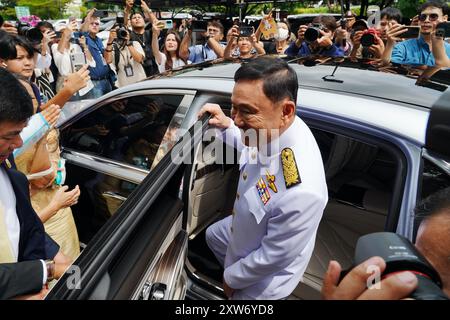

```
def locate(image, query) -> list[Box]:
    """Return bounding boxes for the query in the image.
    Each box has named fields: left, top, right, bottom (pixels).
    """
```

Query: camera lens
left=360, top=33, right=375, bottom=47
left=118, top=27, right=128, bottom=39
left=304, top=27, right=320, bottom=43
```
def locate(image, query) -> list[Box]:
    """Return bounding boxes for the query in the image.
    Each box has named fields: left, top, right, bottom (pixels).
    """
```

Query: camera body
left=360, top=28, right=380, bottom=47
left=353, top=232, right=448, bottom=300
left=17, top=21, right=43, bottom=44
left=304, top=23, right=324, bottom=43
left=116, top=13, right=128, bottom=40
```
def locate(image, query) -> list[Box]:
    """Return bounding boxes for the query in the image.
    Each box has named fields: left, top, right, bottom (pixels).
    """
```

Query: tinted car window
left=61, top=95, right=184, bottom=170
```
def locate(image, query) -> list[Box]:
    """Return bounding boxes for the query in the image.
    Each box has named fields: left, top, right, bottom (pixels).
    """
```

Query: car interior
left=57, top=94, right=405, bottom=300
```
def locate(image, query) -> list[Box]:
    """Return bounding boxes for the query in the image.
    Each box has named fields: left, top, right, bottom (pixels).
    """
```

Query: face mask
left=274, top=28, right=289, bottom=41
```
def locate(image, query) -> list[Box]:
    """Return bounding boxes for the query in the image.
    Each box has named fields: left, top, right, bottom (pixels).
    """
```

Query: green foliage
left=396, top=0, right=427, bottom=18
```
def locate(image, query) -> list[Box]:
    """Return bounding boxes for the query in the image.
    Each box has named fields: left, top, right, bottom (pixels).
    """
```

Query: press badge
left=124, top=64, right=134, bottom=77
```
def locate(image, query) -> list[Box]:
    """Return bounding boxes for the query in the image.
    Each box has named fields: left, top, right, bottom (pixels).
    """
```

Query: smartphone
left=93, top=10, right=108, bottom=18
left=401, top=26, right=420, bottom=39
left=163, top=20, right=173, bottom=29
left=436, top=22, right=450, bottom=38
left=239, top=26, right=255, bottom=37
left=70, top=52, right=87, bottom=73
left=55, top=31, right=63, bottom=39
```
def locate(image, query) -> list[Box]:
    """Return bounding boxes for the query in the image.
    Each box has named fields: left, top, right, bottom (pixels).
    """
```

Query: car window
left=61, top=94, right=185, bottom=170
left=414, top=157, right=450, bottom=239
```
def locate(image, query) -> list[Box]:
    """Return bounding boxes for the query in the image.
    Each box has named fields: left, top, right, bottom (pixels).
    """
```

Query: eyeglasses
left=419, top=13, right=439, bottom=22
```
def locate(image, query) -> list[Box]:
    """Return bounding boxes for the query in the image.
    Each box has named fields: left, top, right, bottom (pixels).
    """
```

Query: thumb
left=321, top=260, right=342, bottom=299
left=60, top=185, right=69, bottom=192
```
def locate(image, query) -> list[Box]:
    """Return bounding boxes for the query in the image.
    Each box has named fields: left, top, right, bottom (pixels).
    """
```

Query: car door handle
left=140, top=282, right=167, bottom=300
left=102, top=191, right=127, bottom=202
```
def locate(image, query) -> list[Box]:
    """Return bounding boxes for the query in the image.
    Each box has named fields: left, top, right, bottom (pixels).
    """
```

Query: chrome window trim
left=423, top=149, right=450, bottom=176
left=62, top=149, right=149, bottom=184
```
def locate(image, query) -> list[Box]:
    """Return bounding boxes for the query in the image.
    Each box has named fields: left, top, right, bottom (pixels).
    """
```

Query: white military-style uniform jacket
left=207, top=116, right=328, bottom=300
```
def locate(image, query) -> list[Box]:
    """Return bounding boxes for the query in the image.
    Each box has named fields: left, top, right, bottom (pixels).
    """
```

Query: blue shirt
left=188, top=43, right=224, bottom=64
left=391, top=36, right=450, bottom=67
left=84, top=33, right=110, bottom=79
left=285, top=41, right=344, bottom=58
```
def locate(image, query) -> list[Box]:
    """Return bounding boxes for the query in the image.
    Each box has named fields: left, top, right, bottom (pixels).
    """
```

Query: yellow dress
left=15, top=129, right=80, bottom=261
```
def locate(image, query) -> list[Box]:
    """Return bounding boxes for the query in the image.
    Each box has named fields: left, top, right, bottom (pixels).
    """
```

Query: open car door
left=46, top=115, right=211, bottom=300
left=425, top=88, right=450, bottom=161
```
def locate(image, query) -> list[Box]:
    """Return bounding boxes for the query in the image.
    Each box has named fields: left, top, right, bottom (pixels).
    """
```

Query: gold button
left=236, top=193, right=240, bottom=200
left=232, top=209, right=236, bottom=216
left=243, top=172, right=247, bottom=180
left=251, top=152, right=256, bottom=160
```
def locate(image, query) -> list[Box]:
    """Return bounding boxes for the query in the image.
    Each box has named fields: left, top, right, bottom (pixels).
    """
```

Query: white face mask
left=274, top=28, right=289, bottom=41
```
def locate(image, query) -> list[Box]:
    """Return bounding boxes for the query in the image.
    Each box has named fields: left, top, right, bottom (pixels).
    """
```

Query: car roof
left=173, top=60, right=445, bottom=110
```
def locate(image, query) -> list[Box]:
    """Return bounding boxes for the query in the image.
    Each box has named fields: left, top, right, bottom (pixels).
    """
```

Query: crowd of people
left=0, top=0, right=448, bottom=300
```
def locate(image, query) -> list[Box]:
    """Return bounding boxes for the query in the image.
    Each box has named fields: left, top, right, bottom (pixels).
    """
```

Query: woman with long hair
left=152, top=22, right=188, bottom=73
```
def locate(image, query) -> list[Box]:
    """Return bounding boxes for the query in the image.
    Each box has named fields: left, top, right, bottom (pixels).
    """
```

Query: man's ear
left=0, top=59, right=7, bottom=68
left=282, top=100, right=296, bottom=123
left=443, top=15, right=448, bottom=22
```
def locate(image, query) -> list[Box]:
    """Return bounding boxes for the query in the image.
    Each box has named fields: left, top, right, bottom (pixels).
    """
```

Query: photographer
left=124, top=0, right=159, bottom=77
left=322, top=187, right=450, bottom=299
left=52, top=19, right=95, bottom=96
left=349, top=21, right=386, bottom=60
left=80, top=9, right=114, bottom=98
left=224, top=25, right=265, bottom=59
left=106, top=26, right=146, bottom=87
left=151, top=21, right=188, bottom=73
left=381, top=1, right=450, bottom=67
left=180, top=20, right=225, bottom=63
left=285, top=16, right=344, bottom=58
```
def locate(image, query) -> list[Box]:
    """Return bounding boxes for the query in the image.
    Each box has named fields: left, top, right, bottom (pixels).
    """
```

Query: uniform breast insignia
left=281, top=148, right=301, bottom=188
left=265, top=170, right=278, bottom=193
left=5, top=159, right=12, bottom=169
left=256, top=177, right=271, bottom=205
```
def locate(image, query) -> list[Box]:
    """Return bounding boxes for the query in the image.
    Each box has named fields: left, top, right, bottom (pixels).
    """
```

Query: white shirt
left=111, top=41, right=147, bottom=88
left=35, top=52, right=52, bottom=70
left=156, top=54, right=190, bottom=73
left=51, top=43, right=96, bottom=77
left=219, top=116, right=328, bottom=299
left=0, top=167, right=20, bottom=261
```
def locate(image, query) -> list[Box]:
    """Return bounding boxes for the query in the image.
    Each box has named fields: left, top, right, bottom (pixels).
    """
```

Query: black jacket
left=0, top=260, right=43, bottom=299
left=3, top=156, right=59, bottom=261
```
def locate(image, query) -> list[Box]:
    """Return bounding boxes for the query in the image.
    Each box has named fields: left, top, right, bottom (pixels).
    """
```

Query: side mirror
left=425, top=89, right=450, bottom=159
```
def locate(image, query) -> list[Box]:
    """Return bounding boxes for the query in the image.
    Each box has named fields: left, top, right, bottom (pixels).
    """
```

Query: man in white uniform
left=199, top=56, right=328, bottom=300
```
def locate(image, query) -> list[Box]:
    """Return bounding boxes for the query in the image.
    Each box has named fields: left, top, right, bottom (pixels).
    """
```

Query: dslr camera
left=360, top=28, right=380, bottom=47
left=115, top=13, right=128, bottom=41
left=304, top=23, right=324, bottom=43
left=349, top=232, right=448, bottom=300
left=17, top=21, right=43, bottom=44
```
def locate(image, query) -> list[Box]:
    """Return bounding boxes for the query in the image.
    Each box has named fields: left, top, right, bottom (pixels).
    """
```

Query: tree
left=397, top=0, right=427, bottom=18
left=13, top=0, right=72, bottom=19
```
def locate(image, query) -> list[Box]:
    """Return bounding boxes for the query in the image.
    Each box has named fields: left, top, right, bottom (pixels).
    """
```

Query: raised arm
left=180, top=29, right=192, bottom=61
left=151, top=23, right=163, bottom=65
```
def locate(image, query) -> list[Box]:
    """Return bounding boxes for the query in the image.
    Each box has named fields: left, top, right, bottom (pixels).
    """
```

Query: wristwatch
left=45, top=260, right=55, bottom=282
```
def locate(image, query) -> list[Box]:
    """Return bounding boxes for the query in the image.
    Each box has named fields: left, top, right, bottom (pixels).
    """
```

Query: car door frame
left=46, top=107, right=208, bottom=301
left=299, top=106, right=422, bottom=240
